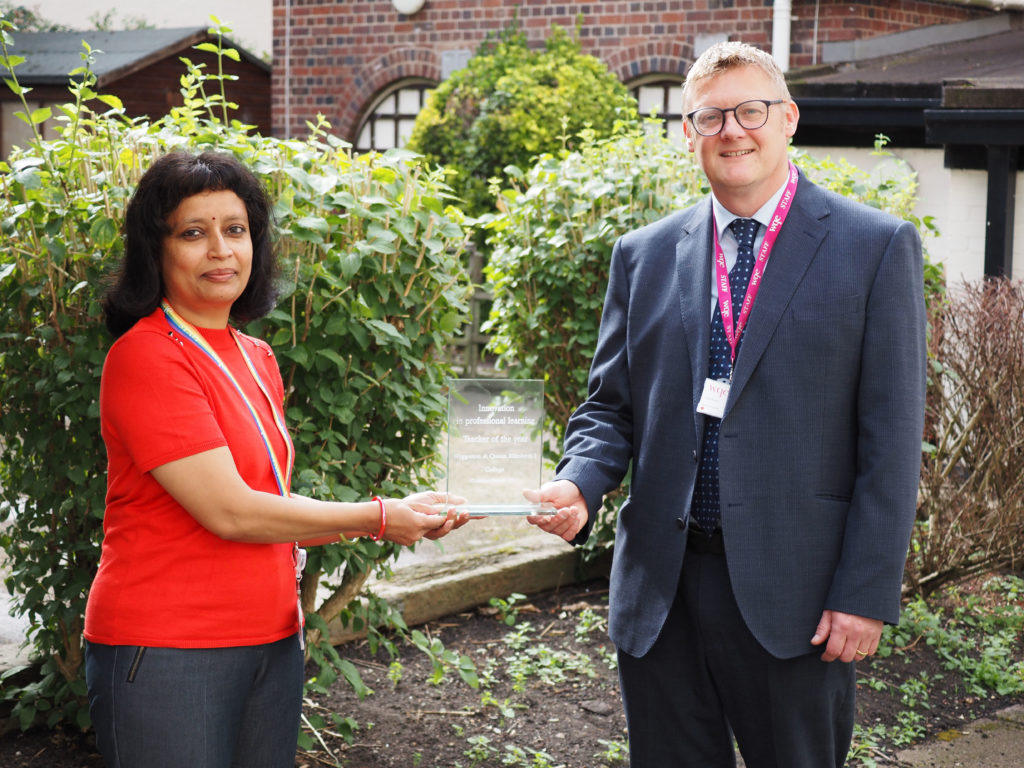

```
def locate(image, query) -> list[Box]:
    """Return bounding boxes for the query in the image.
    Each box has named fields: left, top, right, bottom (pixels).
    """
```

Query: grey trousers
left=618, top=548, right=856, bottom=768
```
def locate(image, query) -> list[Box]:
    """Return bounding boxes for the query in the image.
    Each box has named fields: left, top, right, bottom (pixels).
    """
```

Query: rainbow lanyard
left=160, top=300, right=294, bottom=497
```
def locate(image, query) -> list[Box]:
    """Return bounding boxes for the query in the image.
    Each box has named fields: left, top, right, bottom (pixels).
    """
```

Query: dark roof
left=789, top=29, right=1024, bottom=105
left=786, top=28, right=1024, bottom=150
left=8, top=28, right=270, bottom=87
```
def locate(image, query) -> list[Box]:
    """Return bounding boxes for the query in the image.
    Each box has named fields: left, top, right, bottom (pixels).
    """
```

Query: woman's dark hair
left=103, top=151, right=279, bottom=338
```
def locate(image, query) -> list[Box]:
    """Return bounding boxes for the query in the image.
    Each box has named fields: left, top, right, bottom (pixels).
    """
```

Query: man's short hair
left=683, top=41, right=792, bottom=111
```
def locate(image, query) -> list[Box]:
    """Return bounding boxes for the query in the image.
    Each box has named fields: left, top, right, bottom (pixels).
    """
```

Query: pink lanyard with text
left=712, top=162, right=799, bottom=366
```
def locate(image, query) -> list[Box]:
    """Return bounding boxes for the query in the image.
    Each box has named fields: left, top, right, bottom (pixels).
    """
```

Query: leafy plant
left=595, top=737, right=629, bottom=764
left=480, top=690, right=519, bottom=722
left=848, top=722, right=890, bottom=767
left=849, top=575, right=1024, bottom=764
left=406, top=20, right=636, bottom=218
left=0, top=16, right=471, bottom=730
left=500, top=743, right=559, bottom=768
left=489, top=591, right=527, bottom=625
left=298, top=702, right=360, bottom=756
left=572, top=605, right=608, bottom=640
left=465, top=733, right=498, bottom=766
left=410, top=628, right=479, bottom=688
left=387, top=660, right=404, bottom=688
left=0, top=18, right=131, bottom=731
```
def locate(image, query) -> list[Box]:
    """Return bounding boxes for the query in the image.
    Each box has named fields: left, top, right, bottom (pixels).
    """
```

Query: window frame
left=354, top=78, right=436, bottom=153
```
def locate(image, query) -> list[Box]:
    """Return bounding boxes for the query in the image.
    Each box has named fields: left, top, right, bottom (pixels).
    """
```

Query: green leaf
left=336, top=251, right=363, bottom=280
left=97, top=94, right=124, bottom=111
left=315, top=348, right=346, bottom=369
left=89, top=217, right=118, bottom=248
left=337, top=658, right=371, bottom=699
left=3, top=75, right=24, bottom=95
left=366, top=319, right=410, bottom=348
left=283, top=346, right=310, bottom=367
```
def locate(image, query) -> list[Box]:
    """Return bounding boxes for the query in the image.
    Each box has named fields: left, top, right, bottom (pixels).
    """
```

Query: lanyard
left=160, top=300, right=294, bottom=497
left=711, top=162, right=799, bottom=366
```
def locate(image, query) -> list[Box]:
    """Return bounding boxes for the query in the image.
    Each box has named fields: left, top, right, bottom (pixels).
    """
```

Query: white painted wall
left=802, top=146, right=1023, bottom=285
left=24, top=0, right=272, bottom=59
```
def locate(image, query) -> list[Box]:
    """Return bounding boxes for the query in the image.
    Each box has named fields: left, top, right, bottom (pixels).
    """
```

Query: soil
left=1, top=576, right=1022, bottom=768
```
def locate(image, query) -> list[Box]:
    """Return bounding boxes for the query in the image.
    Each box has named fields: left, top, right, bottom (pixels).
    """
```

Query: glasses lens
left=693, top=108, right=723, bottom=136
left=735, top=101, right=770, bottom=130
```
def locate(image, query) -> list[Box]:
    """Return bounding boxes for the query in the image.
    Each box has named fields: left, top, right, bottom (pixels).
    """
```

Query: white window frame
left=628, top=75, right=685, bottom=143
left=354, top=78, right=435, bottom=152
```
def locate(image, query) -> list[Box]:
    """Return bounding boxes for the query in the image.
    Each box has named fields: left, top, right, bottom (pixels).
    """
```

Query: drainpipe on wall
left=284, top=0, right=291, bottom=138
left=773, top=0, right=793, bottom=72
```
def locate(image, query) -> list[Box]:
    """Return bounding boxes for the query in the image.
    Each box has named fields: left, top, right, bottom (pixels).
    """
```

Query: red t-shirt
left=84, top=308, right=298, bottom=648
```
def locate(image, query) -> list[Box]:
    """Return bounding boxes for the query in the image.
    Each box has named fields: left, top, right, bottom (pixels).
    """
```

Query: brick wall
left=272, top=0, right=990, bottom=140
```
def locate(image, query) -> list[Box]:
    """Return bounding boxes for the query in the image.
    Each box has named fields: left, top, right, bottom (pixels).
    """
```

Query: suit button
left=692, top=450, right=698, bottom=462
left=676, top=517, right=686, bottom=529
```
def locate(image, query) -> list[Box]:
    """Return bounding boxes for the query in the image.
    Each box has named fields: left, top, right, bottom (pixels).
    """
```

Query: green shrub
left=406, top=21, right=636, bottom=218
left=0, top=19, right=471, bottom=730
left=483, top=126, right=942, bottom=557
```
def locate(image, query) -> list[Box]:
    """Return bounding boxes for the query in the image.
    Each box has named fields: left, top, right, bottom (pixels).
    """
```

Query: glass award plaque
left=443, top=378, right=555, bottom=515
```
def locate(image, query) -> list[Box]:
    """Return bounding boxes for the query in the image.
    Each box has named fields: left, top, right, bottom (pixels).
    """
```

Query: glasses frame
left=686, top=99, right=786, bottom=137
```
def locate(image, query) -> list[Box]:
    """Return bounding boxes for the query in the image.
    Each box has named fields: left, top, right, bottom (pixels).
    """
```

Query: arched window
left=629, top=76, right=685, bottom=142
left=355, top=79, right=434, bottom=152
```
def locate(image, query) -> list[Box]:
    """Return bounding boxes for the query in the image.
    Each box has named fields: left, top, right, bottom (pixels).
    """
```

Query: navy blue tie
left=691, top=217, right=759, bottom=532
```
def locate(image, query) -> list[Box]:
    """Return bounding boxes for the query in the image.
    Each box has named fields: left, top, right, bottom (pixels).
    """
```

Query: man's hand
left=810, top=609, right=883, bottom=663
left=523, top=481, right=589, bottom=543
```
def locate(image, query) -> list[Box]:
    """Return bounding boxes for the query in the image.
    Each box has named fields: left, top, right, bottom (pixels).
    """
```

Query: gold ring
left=855, top=649, right=868, bottom=657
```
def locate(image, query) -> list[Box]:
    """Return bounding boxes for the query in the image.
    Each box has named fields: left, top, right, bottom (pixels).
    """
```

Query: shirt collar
left=710, top=175, right=790, bottom=241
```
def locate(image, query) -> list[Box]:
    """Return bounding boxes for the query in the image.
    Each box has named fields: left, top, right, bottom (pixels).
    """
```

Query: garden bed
left=2, top=573, right=1023, bottom=768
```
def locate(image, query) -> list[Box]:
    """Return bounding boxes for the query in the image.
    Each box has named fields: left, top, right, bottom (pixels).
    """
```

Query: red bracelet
left=371, top=496, right=386, bottom=541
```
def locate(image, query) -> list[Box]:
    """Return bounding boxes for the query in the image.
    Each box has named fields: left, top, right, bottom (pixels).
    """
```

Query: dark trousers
left=618, top=547, right=856, bottom=768
left=86, top=633, right=304, bottom=768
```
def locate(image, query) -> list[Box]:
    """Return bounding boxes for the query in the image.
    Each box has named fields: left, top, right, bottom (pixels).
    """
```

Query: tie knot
left=729, top=217, right=759, bottom=245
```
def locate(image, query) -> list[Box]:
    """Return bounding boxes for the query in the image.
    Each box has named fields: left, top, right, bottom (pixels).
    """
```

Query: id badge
left=696, top=378, right=730, bottom=419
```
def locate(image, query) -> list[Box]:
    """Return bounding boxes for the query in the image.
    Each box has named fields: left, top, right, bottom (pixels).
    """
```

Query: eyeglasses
left=686, top=99, right=786, bottom=137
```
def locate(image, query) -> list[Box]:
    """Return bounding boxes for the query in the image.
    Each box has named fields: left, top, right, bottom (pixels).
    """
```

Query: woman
left=84, top=150, right=466, bottom=768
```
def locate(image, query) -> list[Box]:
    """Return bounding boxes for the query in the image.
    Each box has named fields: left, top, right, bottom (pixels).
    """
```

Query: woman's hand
left=382, top=492, right=469, bottom=545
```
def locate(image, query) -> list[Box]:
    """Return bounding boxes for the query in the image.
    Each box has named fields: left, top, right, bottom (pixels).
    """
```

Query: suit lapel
left=675, top=199, right=714, bottom=440
left=725, top=177, right=830, bottom=411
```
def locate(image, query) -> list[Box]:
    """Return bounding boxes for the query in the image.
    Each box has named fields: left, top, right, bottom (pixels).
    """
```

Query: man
left=527, top=41, right=926, bottom=767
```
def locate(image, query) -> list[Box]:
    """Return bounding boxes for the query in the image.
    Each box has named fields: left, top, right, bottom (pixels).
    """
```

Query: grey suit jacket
left=556, top=171, right=926, bottom=659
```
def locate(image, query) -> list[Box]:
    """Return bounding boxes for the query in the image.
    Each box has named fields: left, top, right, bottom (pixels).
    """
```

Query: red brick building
left=271, top=0, right=999, bottom=145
